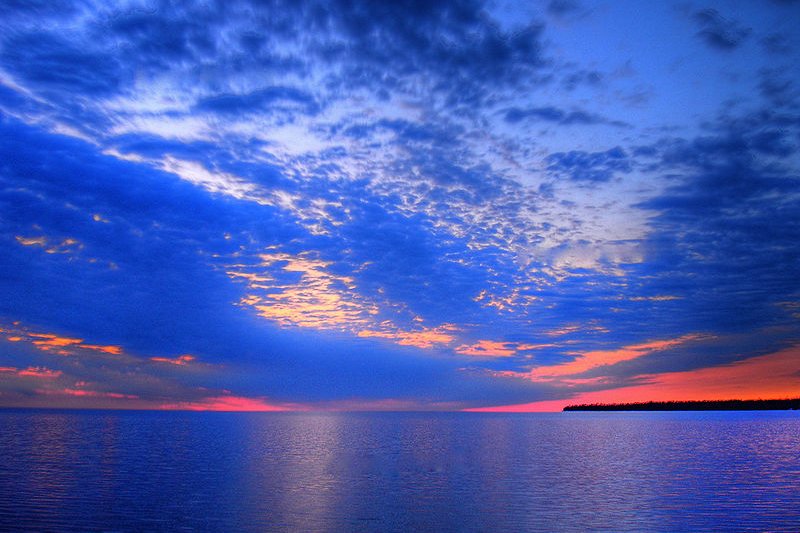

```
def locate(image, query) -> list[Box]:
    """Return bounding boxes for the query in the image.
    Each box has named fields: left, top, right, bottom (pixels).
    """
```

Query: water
left=0, top=410, right=798, bottom=532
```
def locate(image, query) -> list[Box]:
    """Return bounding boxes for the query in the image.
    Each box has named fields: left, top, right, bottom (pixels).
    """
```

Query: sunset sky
left=1, top=0, right=798, bottom=411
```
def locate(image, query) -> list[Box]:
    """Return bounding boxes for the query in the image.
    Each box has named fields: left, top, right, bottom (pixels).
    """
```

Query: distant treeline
left=563, top=399, right=800, bottom=411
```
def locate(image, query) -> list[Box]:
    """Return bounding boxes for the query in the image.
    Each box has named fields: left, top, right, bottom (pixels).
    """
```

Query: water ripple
left=0, top=410, right=798, bottom=531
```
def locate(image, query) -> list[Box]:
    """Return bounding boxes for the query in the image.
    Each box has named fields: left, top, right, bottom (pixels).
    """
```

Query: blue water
left=0, top=410, right=798, bottom=532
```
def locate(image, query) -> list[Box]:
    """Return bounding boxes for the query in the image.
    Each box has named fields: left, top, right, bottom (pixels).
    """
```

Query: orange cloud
left=15, top=236, right=47, bottom=246
left=228, top=250, right=457, bottom=350
left=15, top=235, right=82, bottom=254
left=81, top=344, right=123, bottom=355
left=1, top=323, right=123, bottom=357
left=229, top=251, right=370, bottom=330
left=469, top=344, right=800, bottom=412
left=357, top=325, right=457, bottom=349
left=151, top=354, right=196, bottom=365
left=455, top=339, right=556, bottom=358
left=30, top=333, right=84, bottom=351
left=17, top=367, right=63, bottom=379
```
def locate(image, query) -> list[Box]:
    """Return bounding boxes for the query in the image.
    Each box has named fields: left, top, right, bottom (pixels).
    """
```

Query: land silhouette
left=563, top=399, right=800, bottom=411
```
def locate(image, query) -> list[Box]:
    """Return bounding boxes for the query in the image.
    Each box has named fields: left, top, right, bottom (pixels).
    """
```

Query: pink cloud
left=468, top=344, right=800, bottom=412
left=18, top=367, right=63, bottom=379
left=159, top=394, right=302, bottom=412
left=503, top=333, right=706, bottom=382
left=36, top=388, right=138, bottom=399
left=0, top=366, right=63, bottom=379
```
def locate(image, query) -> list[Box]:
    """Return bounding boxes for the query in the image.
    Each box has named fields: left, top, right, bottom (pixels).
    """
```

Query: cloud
left=632, top=108, right=800, bottom=336
left=0, top=323, right=123, bottom=357
left=1, top=33, right=124, bottom=95
left=560, top=69, right=604, bottom=91
left=503, top=106, right=625, bottom=127
left=760, top=33, right=793, bottom=55
left=455, top=340, right=550, bottom=358
left=37, top=388, right=138, bottom=399
left=545, top=147, right=631, bottom=182
left=228, top=249, right=462, bottom=349
left=0, top=1, right=798, bottom=411
left=0, top=366, right=62, bottom=379
left=547, top=0, right=582, bottom=17
left=151, top=354, right=196, bottom=366
left=358, top=325, right=458, bottom=349
left=502, top=334, right=706, bottom=382
left=693, top=9, right=751, bottom=50
left=476, top=344, right=800, bottom=411
left=159, top=394, right=301, bottom=411
left=229, top=250, right=374, bottom=330
left=194, top=86, right=319, bottom=116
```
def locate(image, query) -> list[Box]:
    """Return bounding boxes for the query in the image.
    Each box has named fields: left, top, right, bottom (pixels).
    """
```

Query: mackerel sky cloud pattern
left=0, top=0, right=798, bottom=410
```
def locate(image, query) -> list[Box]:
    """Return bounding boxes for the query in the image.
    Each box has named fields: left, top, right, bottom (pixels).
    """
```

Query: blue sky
left=1, top=0, right=798, bottom=410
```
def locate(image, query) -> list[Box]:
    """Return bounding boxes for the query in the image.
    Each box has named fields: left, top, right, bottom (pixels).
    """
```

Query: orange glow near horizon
left=159, top=395, right=300, bottom=412
left=469, top=344, right=800, bottom=412
left=35, top=388, right=139, bottom=399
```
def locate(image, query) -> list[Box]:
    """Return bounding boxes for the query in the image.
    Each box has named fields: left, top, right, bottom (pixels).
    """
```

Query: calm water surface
left=0, top=410, right=798, bottom=531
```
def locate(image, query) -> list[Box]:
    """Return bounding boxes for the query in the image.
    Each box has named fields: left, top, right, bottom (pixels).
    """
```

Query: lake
left=0, top=410, right=798, bottom=531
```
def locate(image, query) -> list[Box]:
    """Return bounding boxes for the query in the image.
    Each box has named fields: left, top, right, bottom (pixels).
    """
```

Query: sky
left=0, top=0, right=798, bottom=411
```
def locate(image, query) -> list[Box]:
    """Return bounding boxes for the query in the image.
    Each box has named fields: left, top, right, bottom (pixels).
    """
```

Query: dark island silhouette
left=563, top=399, right=800, bottom=411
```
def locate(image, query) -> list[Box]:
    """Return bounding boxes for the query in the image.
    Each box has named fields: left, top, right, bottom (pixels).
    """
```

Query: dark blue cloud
left=761, top=33, right=793, bottom=55
left=0, top=0, right=79, bottom=17
left=547, top=0, right=582, bottom=17
left=546, top=147, right=631, bottom=182
left=194, top=86, right=319, bottom=116
left=1, top=33, right=124, bottom=95
left=561, top=69, right=604, bottom=91
left=631, top=109, right=800, bottom=340
left=105, top=3, right=222, bottom=69
left=339, top=118, right=461, bottom=145
left=504, top=106, right=625, bottom=127
left=293, top=0, right=547, bottom=108
left=693, top=8, right=751, bottom=50
left=758, top=69, right=798, bottom=107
